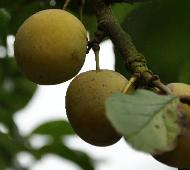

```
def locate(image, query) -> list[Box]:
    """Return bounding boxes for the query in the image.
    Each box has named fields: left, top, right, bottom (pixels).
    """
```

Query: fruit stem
left=122, top=76, right=137, bottom=93
left=152, top=80, right=172, bottom=95
left=63, top=0, right=71, bottom=9
left=95, top=49, right=100, bottom=70
left=89, top=31, right=102, bottom=70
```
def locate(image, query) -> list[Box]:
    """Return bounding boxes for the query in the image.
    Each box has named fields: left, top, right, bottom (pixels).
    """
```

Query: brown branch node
left=87, top=29, right=106, bottom=54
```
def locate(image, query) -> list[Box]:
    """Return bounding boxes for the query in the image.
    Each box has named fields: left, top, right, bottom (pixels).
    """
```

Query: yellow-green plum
left=14, top=9, right=87, bottom=85
left=154, top=83, right=190, bottom=168
left=65, top=70, right=128, bottom=146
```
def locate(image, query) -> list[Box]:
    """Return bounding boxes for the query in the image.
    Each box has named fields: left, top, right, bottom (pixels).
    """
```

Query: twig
left=78, top=0, right=85, bottom=22
left=63, top=0, right=71, bottom=9
left=92, top=0, right=166, bottom=92
left=122, top=76, right=137, bottom=93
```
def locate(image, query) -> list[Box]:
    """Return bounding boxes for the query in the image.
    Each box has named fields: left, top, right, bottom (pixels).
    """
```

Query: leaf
left=67, top=0, right=94, bottom=16
left=117, top=0, right=190, bottom=84
left=0, top=8, right=11, bottom=26
left=106, top=89, right=182, bottom=154
left=0, top=132, right=19, bottom=161
left=0, top=58, right=36, bottom=125
left=0, top=155, right=6, bottom=169
left=81, top=2, right=139, bottom=39
left=0, top=8, right=11, bottom=45
left=0, top=130, right=26, bottom=168
left=112, top=3, right=141, bottom=24
left=30, top=120, right=74, bottom=138
left=9, top=1, right=50, bottom=35
left=33, top=141, right=95, bottom=170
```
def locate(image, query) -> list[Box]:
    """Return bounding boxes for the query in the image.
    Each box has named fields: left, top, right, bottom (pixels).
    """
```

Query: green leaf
left=0, top=131, right=26, bottom=168
left=0, top=155, right=6, bottom=169
left=33, top=142, right=95, bottom=170
left=0, top=8, right=11, bottom=45
left=112, top=3, right=141, bottom=24
left=9, top=1, right=50, bottom=35
left=83, top=15, right=97, bottom=39
left=67, top=0, right=94, bottom=16
left=0, top=132, right=19, bottom=161
left=0, top=58, right=36, bottom=125
left=30, top=120, right=74, bottom=138
left=117, top=0, right=190, bottom=84
left=0, top=8, right=11, bottom=24
left=106, top=89, right=182, bottom=154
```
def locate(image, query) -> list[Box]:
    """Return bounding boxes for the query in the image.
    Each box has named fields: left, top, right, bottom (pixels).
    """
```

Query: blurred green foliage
left=0, top=0, right=189, bottom=169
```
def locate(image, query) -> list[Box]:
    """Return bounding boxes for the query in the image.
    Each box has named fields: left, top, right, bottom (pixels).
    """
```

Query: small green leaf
left=0, top=8, right=11, bottom=22
left=30, top=120, right=74, bottom=138
left=0, top=8, right=11, bottom=45
left=106, top=89, right=182, bottom=154
left=112, top=3, right=141, bottom=24
left=9, top=1, right=50, bottom=35
left=0, top=132, right=19, bottom=162
left=0, top=58, right=36, bottom=125
left=33, top=142, right=95, bottom=170
left=0, top=155, right=6, bottom=169
left=67, top=0, right=94, bottom=16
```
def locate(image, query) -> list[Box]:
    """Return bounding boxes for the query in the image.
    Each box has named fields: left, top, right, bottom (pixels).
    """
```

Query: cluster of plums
left=14, top=9, right=190, bottom=169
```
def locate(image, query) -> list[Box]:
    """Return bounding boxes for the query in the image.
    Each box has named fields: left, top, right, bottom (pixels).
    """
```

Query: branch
left=92, top=1, right=157, bottom=81
left=92, top=0, right=148, bottom=73
left=91, top=0, right=170, bottom=94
